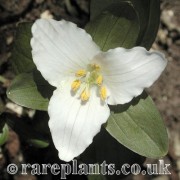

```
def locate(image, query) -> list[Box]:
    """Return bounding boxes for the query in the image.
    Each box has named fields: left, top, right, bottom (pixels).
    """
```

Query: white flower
left=31, top=19, right=167, bottom=162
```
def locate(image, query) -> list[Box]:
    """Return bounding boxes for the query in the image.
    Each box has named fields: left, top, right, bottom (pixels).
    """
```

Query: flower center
left=71, top=64, right=107, bottom=101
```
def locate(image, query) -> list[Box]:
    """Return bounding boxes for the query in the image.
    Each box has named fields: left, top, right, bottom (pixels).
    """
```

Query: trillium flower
left=31, top=19, right=167, bottom=162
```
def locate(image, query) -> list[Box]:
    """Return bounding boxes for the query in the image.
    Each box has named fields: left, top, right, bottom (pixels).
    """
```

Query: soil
left=0, top=0, right=179, bottom=180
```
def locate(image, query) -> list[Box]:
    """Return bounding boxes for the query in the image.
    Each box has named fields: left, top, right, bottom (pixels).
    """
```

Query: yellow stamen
left=75, top=69, right=86, bottom=77
left=100, top=86, right=107, bottom=101
left=96, top=75, right=103, bottom=86
left=91, top=64, right=100, bottom=70
left=71, top=80, right=81, bottom=91
left=81, top=89, right=90, bottom=101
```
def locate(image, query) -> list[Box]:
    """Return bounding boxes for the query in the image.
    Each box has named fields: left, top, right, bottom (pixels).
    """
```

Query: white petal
left=31, top=19, right=100, bottom=87
left=48, top=82, right=110, bottom=162
left=92, top=47, right=167, bottom=105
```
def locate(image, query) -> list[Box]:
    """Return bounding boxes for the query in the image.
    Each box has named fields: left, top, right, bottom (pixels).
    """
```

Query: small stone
left=6, top=36, right=13, bottom=45
left=161, top=9, right=180, bottom=32
left=6, top=102, right=23, bottom=116
left=175, top=40, right=180, bottom=46
left=40, top=10, right=53, bottom=19
left=157, top=29, right=168, bottom=44
left=162, top=96, right=168, bottom=101
left=169, top=31, right=178, bottom=39
left=18, top=154, right=23, bottom=162
left=174, top=132, right=180, bottom=157
left=167, top=38, right=172, bottom=46
left=27, top=109, right=35, bottom=118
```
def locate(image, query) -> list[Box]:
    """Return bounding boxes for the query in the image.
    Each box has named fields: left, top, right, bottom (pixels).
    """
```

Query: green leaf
left=90, top=0, right=160, bottom=49
left=106, top=92, right=168, bottom=158
left=90, top=0, right=130, bottom=20
left=11, top=22, right=35, bottom=74
left=7, top=70, right=54, bottom=111
left=86, top=2, right=139, bottom=51
left=82, top=128, right=145, bottom=180
left=29, top=139, right=49, bottom=148
left=0, top=124, right=9, bottom=146
left=131, top=0, right=160, bottom=49
left=87, top=0, right=168, bottom=158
